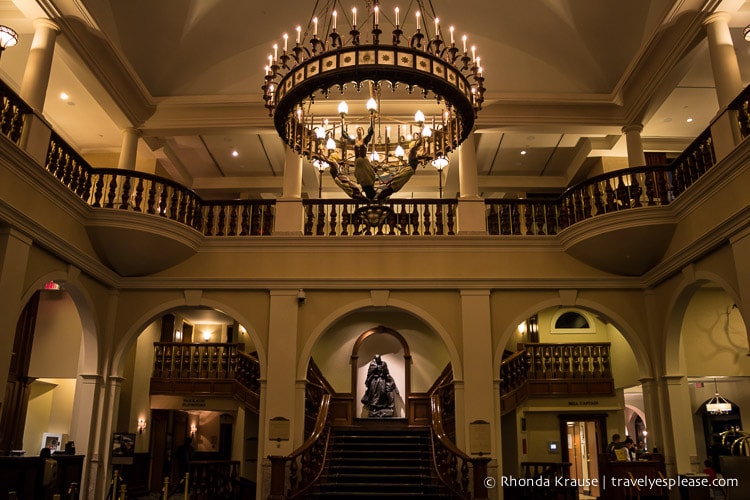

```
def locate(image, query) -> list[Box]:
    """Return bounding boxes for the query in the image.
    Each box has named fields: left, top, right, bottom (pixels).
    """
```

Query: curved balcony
left=0, top=77, right=738, bottom=277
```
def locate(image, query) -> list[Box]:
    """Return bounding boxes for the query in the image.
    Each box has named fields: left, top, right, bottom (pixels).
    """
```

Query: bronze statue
left=361, top=354, right=399, bottom=417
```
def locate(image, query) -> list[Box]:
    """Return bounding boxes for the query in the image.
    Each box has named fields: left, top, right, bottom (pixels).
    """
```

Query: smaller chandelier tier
left=262, top=0, right=485, bottom=186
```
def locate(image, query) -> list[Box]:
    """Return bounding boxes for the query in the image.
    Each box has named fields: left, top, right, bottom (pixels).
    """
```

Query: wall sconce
left=202, top=330, right=212, bottom=342
left=174, top=330, right=182, bottom=342
left=0, top=25, right=18, bottom=61
left=190, top=423, right=198, bottom=437
left=137, top=418, right=147, bottom=434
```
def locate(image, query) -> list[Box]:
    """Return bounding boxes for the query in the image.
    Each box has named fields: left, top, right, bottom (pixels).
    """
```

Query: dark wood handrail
left=268, top=393, right=332, bottom=499
left=430, top=394, right=490, bottom=500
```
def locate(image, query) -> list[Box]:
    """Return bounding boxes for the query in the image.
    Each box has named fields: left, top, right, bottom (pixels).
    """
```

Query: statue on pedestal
left=361, top=354, right=399, bottom=417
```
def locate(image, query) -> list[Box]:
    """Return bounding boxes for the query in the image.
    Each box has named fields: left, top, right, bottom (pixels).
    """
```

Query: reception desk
left=598, top=455, right=668, bottom=500
left=0, top=454, right=84, bottom=500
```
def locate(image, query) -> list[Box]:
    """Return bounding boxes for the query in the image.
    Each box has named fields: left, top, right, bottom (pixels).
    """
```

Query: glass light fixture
left=0, top=25, right=18, bottom=53
left=705, top=379, right=732, bottom=414
left=745, top=24, right=750, bottom=42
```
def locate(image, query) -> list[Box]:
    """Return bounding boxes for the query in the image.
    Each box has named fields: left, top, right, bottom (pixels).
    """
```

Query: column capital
left=32, top=18, right=60, bottom=32
left=704, top=11, right=732, bottom=27
left=621, top=124, right=644, bottom=135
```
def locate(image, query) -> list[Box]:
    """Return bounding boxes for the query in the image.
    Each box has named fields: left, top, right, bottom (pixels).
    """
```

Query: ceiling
left=2, top=0, right=750, bottom=200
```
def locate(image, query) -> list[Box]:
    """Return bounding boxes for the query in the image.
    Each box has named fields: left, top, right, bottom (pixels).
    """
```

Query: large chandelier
left=262, top=0, right=485, bottom=201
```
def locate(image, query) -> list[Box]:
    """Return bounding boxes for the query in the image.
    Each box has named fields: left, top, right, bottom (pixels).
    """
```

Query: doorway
left=559, top=414, right=606, bottom=499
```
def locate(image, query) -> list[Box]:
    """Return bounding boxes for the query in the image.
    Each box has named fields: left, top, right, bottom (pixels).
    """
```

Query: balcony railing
left=150, top=342, right=261, bottom=413
left=303, top=198, right=457, bottom=236
left=500, top=342, right=615, bottom=415
left=1, top=77, right=741, bottom=239
left=486, top=130, right=715, bottom=235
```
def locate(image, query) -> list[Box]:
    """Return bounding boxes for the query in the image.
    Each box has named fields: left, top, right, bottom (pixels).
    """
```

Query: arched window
left=551, top=309, right=595, bottom=334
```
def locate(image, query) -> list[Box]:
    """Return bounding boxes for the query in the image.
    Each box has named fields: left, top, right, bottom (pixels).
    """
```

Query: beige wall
left=23, top=378, right=76, bottom=454
left=29, top=290, right=83, bottom=378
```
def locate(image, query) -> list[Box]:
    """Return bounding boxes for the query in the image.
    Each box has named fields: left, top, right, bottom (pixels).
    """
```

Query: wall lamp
left=137, top=418, right=147, bottom=434
left=0, top=25, right=18, bottom=61
left=190, top=423, right=198, bottom=437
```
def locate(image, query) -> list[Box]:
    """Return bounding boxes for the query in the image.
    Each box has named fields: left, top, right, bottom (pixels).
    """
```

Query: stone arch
left=663, top=271, right=741, bottom=376
left=495, top=296, right=653, bottom=379
left=110, top=297, right=266, bottom=378
left=297, top=296, right=463, bottom=382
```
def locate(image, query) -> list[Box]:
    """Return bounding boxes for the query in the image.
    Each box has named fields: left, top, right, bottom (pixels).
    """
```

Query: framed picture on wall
left=111, top=432, right=135, bottom=464
left=41, top=433, right=63, bottom=453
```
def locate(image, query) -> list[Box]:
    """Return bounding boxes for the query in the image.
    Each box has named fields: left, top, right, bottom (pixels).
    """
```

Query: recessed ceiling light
left=60, top=92, right=69, bottom=100
left=520, top=150, right=527, bottom=155
left=231, top=150, right=239, bottom=157
left=686, top=117, right=693, bottom=123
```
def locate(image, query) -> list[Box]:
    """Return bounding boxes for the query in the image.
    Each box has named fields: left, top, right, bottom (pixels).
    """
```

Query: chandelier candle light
left=262, top=0, right=485, bottom=200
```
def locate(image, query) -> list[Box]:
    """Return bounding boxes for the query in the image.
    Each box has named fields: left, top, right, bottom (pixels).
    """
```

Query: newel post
left=472, top=457, right=491, bottom=499
left=268, top=455, right=286, bottom=500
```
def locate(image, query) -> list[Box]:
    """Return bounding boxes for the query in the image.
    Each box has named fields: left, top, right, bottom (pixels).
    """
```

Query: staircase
left=308, top=428, right=459, bottom=499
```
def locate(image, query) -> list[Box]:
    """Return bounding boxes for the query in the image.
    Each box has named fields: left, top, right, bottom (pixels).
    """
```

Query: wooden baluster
left=169, top=188, right=180, bottom=219
left=178, top=190, right=188, bottom=223
left=592, top=345, right=602, bottom=378
left=92, top=173, right=105, bottom=208
left=387, top=209, right=397, bottom=235
left=228, top=206, right=238, bottom=236
left=571, top=345, right=581, bottom=378
left=524, top=202, right=534, bottom=235
left=499, top=363, right=508, bottom=394
left=133, top=177, right=144, bottom=211
left=204, top=206, right=215, bottom=236
left=533, top=345, right=543, bottom=379
left=423, top=203, right=432, bottom=235
left=592, top=181, right=604, bottom=215
left=644, top=171, right=656, bottom=205
left=329, top=203, right=338, bottom=235
left=154, top=345, right=163, bottom=377
left=561, top=346, right=570, bottom=379
left=341, top=203, right=351, bottom=235
left=251, top=204, right=262, bottom=235
left=62, top=154, right=74, bottom=187
left=601, top=344, right=612, bottom=378
left=616, top=175, right=630, bottom=209
left=217, top=206, right=227, bottom=236
left=487, top=203, right=499, bottom=235
left=240, top=205, right=250, bottom=236
left=631, top=173, right=642, bottom=207
left=106, top=174, right=118, bottom=208
left=304, top=203, right=314, bottom=235
left=146, top=180, right=157, bottom=214
left=542, top=346, right=552, bottom=379
left=435, top=203, right=444, bottom=235
left=119, top=176, right=131, bottom=209
left=315, top=202, right=326, bottom=235
left=604, top=180, right=616, bottom=212
left=211, top=346, right=219, bottom=377
left=447, top=202, right=456, bottom=235
left=411, top=203, right=420, bottom=235
left=511, top=204, right=521, bottom=235
left=552, top=346, right=562, bottom=377
left=532, top=203, right=544, bottom=235
left=582, top=185, right=593, bottom=218
left=581, top=345, right=591, bottom=377
left=574, top=190, right=584, bottom=221
left=159, top=184, right=169, bottom=216
left=192, top=346, right=201, bottom=377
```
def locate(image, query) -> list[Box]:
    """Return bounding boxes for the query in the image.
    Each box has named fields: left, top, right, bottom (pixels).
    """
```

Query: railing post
left=472, top=458, right=490, bottom=499
left=268, top=455, right=287, bottom=500
left=162, top=476, right=169, bottom=500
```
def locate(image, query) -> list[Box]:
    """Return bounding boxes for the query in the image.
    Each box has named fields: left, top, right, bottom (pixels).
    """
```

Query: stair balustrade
left=503, top=462, right=576, bottom=500
left=500, top=342, right=615, bottom=415
left=268, top=394, right=332, bottom=500
left=430, top=394, right=490, bottom=499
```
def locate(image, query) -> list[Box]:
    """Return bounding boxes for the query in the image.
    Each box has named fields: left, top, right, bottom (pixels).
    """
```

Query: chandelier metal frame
left=261, top=0, right=485, bottom=199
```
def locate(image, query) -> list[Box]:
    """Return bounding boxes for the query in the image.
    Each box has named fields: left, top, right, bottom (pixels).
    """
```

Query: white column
left=0, top=228, right=32, bottom=402
left=458, top=132, right=480, bottom=198
left=20, top=19, right=60, bottom=112
left=274, top=148, right=305, bottom=234
left=622, top=124, right=646, bottom=167
left=661, top=375, right=699, bottom=475
left=261, top=290, right=300, bottom=454
left=705, top=12, right=743, bottom=109
left=729, top=227, right=750, bottom=342
left=117, top=128, right=140, bottom=171
left=457, top=132, right=486, bottom=234
left=459, top=290, right=497, bottom=455
left=70, top=373, right=103, bottom=496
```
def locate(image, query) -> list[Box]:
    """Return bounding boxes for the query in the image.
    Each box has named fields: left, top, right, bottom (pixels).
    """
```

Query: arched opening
left=116, top=305, right=260, bottom=496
